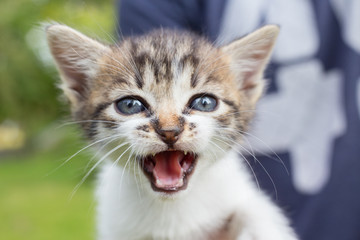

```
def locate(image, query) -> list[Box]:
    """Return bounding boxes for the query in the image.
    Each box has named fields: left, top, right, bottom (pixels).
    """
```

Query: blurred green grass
left=0, top=0, right=116, bottom=239
left=0, top=127, right=96, bottom=240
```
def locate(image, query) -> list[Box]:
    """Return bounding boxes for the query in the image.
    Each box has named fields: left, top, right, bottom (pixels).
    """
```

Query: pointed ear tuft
left=45, top=24, right=110, bottom=104
left=221, top=25, right=279, bottom=105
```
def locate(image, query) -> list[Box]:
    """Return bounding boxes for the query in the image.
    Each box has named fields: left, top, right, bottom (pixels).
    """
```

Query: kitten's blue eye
left=190, top=95, right=217, bottom=112
left=115, top=98, right=146, bottom=115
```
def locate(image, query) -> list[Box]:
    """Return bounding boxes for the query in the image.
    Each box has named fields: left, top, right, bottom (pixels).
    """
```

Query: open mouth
left=141, top=151, right=197, bottom=193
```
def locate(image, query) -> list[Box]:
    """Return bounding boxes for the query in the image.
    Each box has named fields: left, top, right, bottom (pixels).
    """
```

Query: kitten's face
left=46, top=25, right=278, bottom=196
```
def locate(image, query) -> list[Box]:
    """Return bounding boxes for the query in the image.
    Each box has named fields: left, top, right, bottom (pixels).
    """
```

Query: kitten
left=46, top=24, right=298, bottom=240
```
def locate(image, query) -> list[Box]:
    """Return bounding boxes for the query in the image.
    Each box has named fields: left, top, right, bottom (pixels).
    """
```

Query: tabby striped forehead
left=46, top=24, right=279, bottom=141
left=103, top=30, right=224, bottom=94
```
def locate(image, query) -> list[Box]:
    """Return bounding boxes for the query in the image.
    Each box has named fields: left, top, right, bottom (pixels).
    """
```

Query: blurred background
left=0, top=0, right=115, bottom=239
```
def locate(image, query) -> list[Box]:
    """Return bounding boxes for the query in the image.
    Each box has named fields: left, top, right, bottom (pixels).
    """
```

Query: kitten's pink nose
left=157, top=128, right=182, bottom=146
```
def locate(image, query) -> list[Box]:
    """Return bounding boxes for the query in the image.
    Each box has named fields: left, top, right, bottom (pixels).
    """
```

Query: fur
left=46, top=24, right=298, bottom=240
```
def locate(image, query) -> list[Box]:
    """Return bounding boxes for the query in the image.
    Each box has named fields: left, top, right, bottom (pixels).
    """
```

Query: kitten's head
left=46, top=24, right=278, bottom=196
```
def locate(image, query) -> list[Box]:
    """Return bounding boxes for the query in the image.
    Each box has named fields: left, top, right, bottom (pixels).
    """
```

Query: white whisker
left=219, top=127, right=289, bottom=175
left=238, top=130, right=289, bottom=175
left=47, top=134, right=122, bottom=177
left=118, top=145, right=136, bottom=190
left=212, top=135, right=261, bottom=192
left=83, top=135, right=124, bottom=174
left=56, top=119, right=118, bottom=129
left=70, top=141, right=128, bottom=199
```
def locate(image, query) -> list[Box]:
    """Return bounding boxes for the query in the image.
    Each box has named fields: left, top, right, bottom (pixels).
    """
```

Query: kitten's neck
left=96, top=150, right=253, bottom=239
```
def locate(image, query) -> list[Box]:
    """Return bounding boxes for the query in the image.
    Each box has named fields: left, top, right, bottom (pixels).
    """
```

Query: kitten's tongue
left=153, top=151, right=184, bottom=189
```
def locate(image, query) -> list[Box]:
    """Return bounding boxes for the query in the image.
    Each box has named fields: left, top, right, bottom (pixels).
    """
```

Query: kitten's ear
left=46, top=24, right=111, bottom=105
left=221, top=25, right=279, bottom=105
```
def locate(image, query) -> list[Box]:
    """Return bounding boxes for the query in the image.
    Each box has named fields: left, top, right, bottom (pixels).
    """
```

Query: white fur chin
left=96, top=151, right=298, bottom=240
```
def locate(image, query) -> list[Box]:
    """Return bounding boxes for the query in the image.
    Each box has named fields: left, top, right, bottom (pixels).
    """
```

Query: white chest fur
left=96, top=151, right=297, bottom=240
